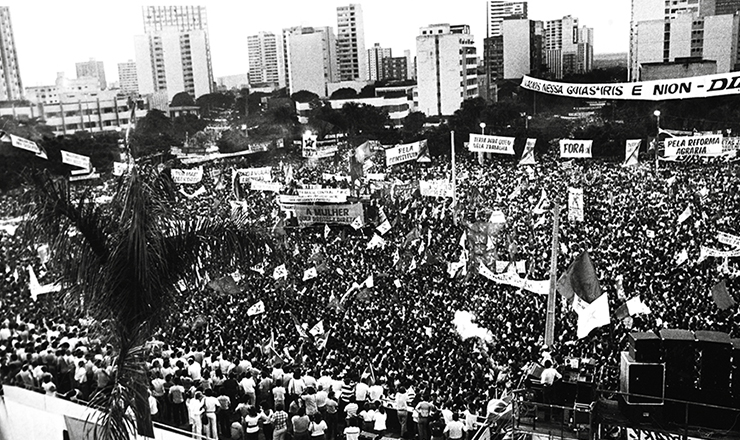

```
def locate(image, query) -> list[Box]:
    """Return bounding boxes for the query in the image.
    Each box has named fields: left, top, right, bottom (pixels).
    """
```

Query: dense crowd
left=1, top=141, right=740, bottom=440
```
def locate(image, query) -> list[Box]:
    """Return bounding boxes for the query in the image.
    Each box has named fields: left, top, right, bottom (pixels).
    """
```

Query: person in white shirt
left=540, top=360, right=561, bottom=422
left=372, top=405, right=387, bottom=435
left=187, top=358, right=202, bottom=382
left=187, top=391, right=205, bottom=438
left=240, top=371, right=257, bottom=405
left=202, top=389, right=221, bottom=439
left=443, top=413, right=466, bottom=440
left=395, top=386, right=409, bottom=437
left=355, top=379, right=370, bottom=407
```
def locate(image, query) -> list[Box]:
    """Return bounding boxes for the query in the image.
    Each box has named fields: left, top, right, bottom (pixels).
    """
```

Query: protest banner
left=296, top=188, right=350, bottom=203
left=419, top=180, right=453, bottom=198
left=386, top=141, right=423, bottom=166
left=560, top=140, right=592, bottom=158
left=250, top=180, right=282, bottom=192
left=568, top=188, right=584, bottom=222
left=468, top=134, right=516, bottom=155
left=282, top=203, right=364, bottom=227
left=664, top=135, right=723, bottom=157
left=717, top=231, right=740, bottom=248
left=236, top=166, right=272, bottom=182
left=60, top=150, right=91, bottom=171
left=113, top=162, right=133, bottom=176
left=623, top=139, right=641, bottom=167
left=519, top=138, right=536, bottom=165
left=479, top=264, right=549, bottom=295
left=171, top=167, right=204, bottom=184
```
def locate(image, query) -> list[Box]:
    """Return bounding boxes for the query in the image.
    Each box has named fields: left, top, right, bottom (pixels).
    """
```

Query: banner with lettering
left=250, top=180, right=282, bottom=192
left=560, top=140, right=592, bottom=158
left=301, top=132, right=317, bottom=157
left=568, top=188, right=584, bottom=222
left=8, top=133, right=47, bottom=159
left=386, top=141, right=423, bottom=166
left=392, top=181, right=419, bottom=200
left=113, top=161, right=133, bottom=176
left=521, top=71, right=740, bottom=101
left=495, top=260, right=527, bottom=273
left=519, top=138, right=536, bottom=165
left=236, top=166, right=272, bottom=182
left=468, top=134, right=516, bottom=155
left=623, top=139, right=641, bottom=167
left=664, top=135, right=724, bottom=157
left=698, top=245, right=740, bottom=262
left=296, top=188, right=350, bottom=203
left=171, top=167, right=203, bottom=184
left=718, top=231, right=740, bottom=248
left=419, top=180, right=453, bottom=198
left=282, top=203, right=364, bottom=227
left=60, top=150, right=91, bottom=171
left=478, top=264, right=549, bottom=295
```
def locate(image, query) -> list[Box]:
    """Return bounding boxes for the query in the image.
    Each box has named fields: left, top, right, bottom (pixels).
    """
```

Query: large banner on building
left=468, top=134, right=516, bottom=155
left=560, top=140, right=593, bottom=158
left=385, top=141, right=423, bottom=166
left=282, top=203, right=364, bottom=226
left=521, top=71, right=740, bottom=101
left=664, top=134, right=723, bottom=157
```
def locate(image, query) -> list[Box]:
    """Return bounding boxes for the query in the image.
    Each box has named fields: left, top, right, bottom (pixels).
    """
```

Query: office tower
left=0, top=7, right=23, bottom=100
left=247, top=32, right=280, bottom=87
left=118, top=60, right=138, bottom=95
left=544, top=16, right=592, bottom=79
left=140, top=5, right=213, bottom=96
left=368, top=43, right=391, bottom=81
left=287, top=27, right=338, bottom=97
left=502, top=19, right=544, bottom=79
left=336, top=4, right=368, bottom=80
left=416, top=24, right=478, bottom=116
left=76, top=58, right=107, bottom=90
left=486, top=0, right=528, bottom=37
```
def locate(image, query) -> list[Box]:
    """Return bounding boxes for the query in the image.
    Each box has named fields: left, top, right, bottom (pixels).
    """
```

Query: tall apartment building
left=75, top=58, right=106, bottom=90
left=502, top=19, right=544, bottom=79
left=118, top=60, right=138, bottom=95
left=404, top=50, right=415, bottom=80
left=544, top=16, right=593, bottom=79
left=382, top=57, right=409, bottom=81
left=368, top=43, right=392, bottom=81
left=134, top=29, right=212, bottom=101
left=287, top=27, right=338, bottom=97
left=247, top=32, right=280, bottom=88
left=0, top=7, right=23, bottom=101
left=629, top=0, right=740, bottom=79
left=138, top=5, right=214, bottom=99
left=416, top=24, right=478, bottom=116
left=336, top=4, right=368, bottom=81
left=486, top=0, right=528, bottom=37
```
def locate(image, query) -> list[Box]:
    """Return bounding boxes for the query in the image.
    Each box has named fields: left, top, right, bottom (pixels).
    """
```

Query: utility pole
left=451, top=130, right=457, bottom=225
left=545, top=202, right=560, bottom=347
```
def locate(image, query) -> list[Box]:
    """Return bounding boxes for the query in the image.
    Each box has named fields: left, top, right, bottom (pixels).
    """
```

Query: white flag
left=376, top=219, right=391, bottom=235
left=367, top=234, right=386, bottom=249
left=576, top=293, right=610, bottom=339
left=309, top=320, right=325, bottom=337
left=273, top=264, right=288, bottom=280
left=677, top=206, right=692, bottom=224
left=362, top=274, right=374, bottom=289
left=351, top=216, right=364, bottom=230
left=27, top=265, right=61, bottom=301
left=626, top=296, right=651, bottom=315
left=675, top=249, right=689, bottom=266
left=394, top=279, right=402, bottom=288
left=533, top=189, right=550, bottom=215
left=324, top=224, right=331, bottom=238
left=303, top=267, right=318, bottom=281
left=623, top=139, right=641, bottom=167
left=247, top=300, right=265, bottom=316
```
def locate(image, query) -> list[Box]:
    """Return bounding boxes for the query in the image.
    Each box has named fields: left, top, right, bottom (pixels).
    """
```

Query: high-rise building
left=134, top=28, right=212, bottom=101
left=486, top=0, right=528, bottom=37
left=544, top=16, right=592, bottom=79
left=0, top=7, right=23, bottom=101
left=502, top=19, right=544, bottom=79
left=118, top=60, right=138, bottom=95
left=336, top=4, right=368, bottom=81
left=367, top=43, right=391, bottom=81
left=416, top=24, right=478, bottom=116
left=287, top=27, right=338, bottom=97
left=404, top=50, right=415, bottom=80
left=140, top=5, right=213, bottom=96
left=381, top=57, right=408, bottom=81
left=247, top=32, right=280, bottom=88
left=76, top=58, right=107, bottom=90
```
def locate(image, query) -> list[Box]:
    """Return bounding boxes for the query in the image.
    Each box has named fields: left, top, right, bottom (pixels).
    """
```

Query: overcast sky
left=11, top=0, right=630, bottom=87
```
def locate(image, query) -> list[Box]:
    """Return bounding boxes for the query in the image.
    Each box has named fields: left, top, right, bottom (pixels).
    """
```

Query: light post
left=653, top=110, right=661, bottom=173
left=478, top=122, right=486, bottom=164
left=479, top=122, right=486, bottom=135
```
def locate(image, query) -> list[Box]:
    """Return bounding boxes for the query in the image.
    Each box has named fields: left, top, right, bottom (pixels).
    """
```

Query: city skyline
left=11, top=0, right=630, bottom=88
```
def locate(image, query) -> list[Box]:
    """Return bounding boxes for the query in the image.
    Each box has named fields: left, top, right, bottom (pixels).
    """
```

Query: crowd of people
left=1, top=138, right=740, bottom=440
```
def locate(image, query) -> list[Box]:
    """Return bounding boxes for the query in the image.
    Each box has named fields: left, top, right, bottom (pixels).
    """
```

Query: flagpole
left=451, top=131, right=457, bottom=225
left=544, top=202, right=560, bottom=347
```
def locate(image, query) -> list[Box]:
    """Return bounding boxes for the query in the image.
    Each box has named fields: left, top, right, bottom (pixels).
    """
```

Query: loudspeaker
left=659, top=329, right=696, bottom=398
left=620, top=352, right=664, bottom=405
left=629, top=331, right=661, bottom=363
left=732, top=339, right=740, bottom=401
left=695, top=330, right=731, bottom=394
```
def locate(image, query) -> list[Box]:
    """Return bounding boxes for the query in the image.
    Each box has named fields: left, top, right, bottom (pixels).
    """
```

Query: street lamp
left=478, top=122, right=486, bottom=164
left=479, top=122, right=486, bottom=135
left=653, top=110, right=661, bottom=173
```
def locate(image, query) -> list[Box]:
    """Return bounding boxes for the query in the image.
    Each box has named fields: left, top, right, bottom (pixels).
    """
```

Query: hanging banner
left=519, top=138, right=536, bottom=165
left=664, top=135, right=723, bottom=157
left=717, top=231, right=740, bottom=248
left=623, top=139, right=641, bottom=167
left=698, top=245, right=740, bottom=262
left=250, top=180, right=282, bottom=192
left=60, top=150, right=91, bottom=171
left=236, top=166, right=272, bottom=182
left=419, top=180, right=453, bottom=198
left=386, top=141, right=423, bottom=166
left=495, top=260, right=527, bottom=273
left=283, top=203, right=364, bottom=226
left=479, top=264, right=549, bottom=295
left=521, top=71, right=740, bottom=101
left=568, top=188, right=584, bottom=222
left=468, top=134, right=516, bottom=155
left=296, top=188, right=350, bottom=203
left=560, top=140, right=592, bottom=158
left=171, top=167, right=203, bottom=184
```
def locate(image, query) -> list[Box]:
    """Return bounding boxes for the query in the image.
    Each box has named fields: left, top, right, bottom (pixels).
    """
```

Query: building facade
left=75, top=58, right=106, bottom=90
left=118, top=60, right=138, bottom=95
left=416, top=24, right=478, bottom=117
left=336, top=4, right=368, bottom=81
left=0, top=7, right=23, bottom=101
left=367, top=43, right=392, bottom=81
left=486, top=0, right=528, bottom=37
left=139, top=5, right=213, bottom=99
left=287, top=27, right=338, bottom=97
left=381, top=57, right=409, bottom=81
left=502, top=19, right=544, bottom=79
left=247, top=32, right=280, bottom=88
left=544, top=16, right=592, bottom=79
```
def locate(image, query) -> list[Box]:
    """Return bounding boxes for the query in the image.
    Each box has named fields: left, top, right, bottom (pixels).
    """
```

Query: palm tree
left=23, top=164, right=266, bottom=440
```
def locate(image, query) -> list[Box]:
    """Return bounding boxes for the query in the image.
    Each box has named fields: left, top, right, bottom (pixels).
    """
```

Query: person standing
left=443, top=413, right=466, bottom=440
left=169, top=377, right=187, bottom=427
left=203, top=389, right=221, bottom=439
left=271, top=403, right=289, bottom=440
left=187, top=391, right=205, bottom=439
left=309, top=413, right=328, bottom=440
left=540, top=360, right=561, bottom=421
left=217, top=390, right=233, bottom=439
left=395, top=386, right=409, bottom=438
left=292, top=407, right=311, bottom=440
left=415, top=396, right=435, bottom=440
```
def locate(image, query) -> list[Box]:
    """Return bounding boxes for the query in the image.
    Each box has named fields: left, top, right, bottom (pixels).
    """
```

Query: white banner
left=112, top=161, right=132, bottom=176
left=699, top=245, right=740, bottom=262
left=385, top=141, right=423, bottom=166
left=495, top=260, right=527, bottom=273
left=468, top=134, right=516, bottom=155
left=236, top=166, right=272, bottom=182
left=171, top=167, right=203, bottom=184
left=296, top=188, right=350, bottom=203
left=69, top=170, right=101, bottom=182
left=366, top=173, right=386, bottom=181
left=9, top=133, right=46, bottom=159
left=521, top=72, right=740, bottom=101
left=664, top=135, right=724, bottom=157
left=60, top=150, right=91, bottom=171
left=519, top=138, right=536, bottom=165
left=568, top=188, right=584, bottom=222
left=419, top=180, right=453, bottom=198
left=250, top=180, right=282, bottom=192
left=301, top=132, right=318, bottom=157
left=479, top=264, right=549, bottom=295
left=560, top=140, right=592, bottom=158
left=623, top=139, right=641, bottom=167
left=717, top=231, right=740, bottom=248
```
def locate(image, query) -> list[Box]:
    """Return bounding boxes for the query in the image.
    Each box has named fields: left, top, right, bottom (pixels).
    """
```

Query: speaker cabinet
left=629, top=331, right=661, bottom=363
left=695, top=330, right=731, bottom=394
left=659, top=329, right=696, bottom=399
left=620, top=351, right=665, bottom=405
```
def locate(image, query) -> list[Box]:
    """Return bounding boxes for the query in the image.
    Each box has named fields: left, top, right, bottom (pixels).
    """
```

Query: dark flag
left=557, top=251, right=603, bottom=303
left=712, top=280, right=736, bottom=310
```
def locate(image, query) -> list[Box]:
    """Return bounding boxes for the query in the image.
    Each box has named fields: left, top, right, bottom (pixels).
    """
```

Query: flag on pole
left=675, top=249, right=689, bottom=266
left=351, top=216, right=364, bottom=230
left=576, top=293, right=610, bottom=339
left=677, top=206, right=692, bottom=224
left=556, top=251, right=603, bottom=303
left=623, top=139, right=641, bottom=167
left=309, top=320, right=325, bottom=337
left=247, top=300, right=265, bottom=316
left=615, top=296, right=652, bottom=320
left=712, top=280, right=736, bottom=310
left=289, top=311, right=310, bottom=340
left=27, top=265, right=61, bottom=301
left=303, top=267, right=318, bottom=281
left=376, top=219, right=391, bottom=235
left=324, top=224, right=331, bottom=239
left=533, top=189, right=550, bottom=215
left=273, top=264, right=288, bottom=280
left=367, top=234, right=386, bottom=249
left=315, top=330, right=330, bottom=350
left=361, top=274, right=374, bottom=289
